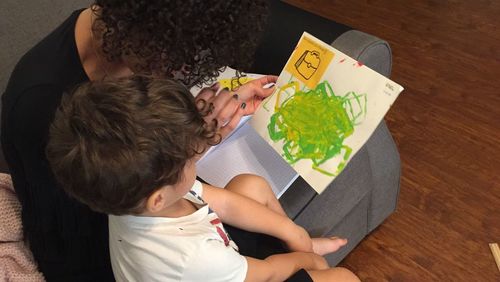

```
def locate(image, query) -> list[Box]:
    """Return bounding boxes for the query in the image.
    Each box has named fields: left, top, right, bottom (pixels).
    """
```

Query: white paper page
left=196, top=115, right=251, bottom=163
left=196, top=122, right=298, bottom=197
left=250, top=32, right=404, bottom=194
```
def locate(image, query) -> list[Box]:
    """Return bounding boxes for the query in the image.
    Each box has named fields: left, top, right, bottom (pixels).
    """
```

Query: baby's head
left=47, top=76, right=218, bottom=215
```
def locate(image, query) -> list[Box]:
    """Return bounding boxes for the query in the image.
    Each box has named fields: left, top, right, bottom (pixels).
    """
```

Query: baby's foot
left=312, top=237, right=348, bottom=256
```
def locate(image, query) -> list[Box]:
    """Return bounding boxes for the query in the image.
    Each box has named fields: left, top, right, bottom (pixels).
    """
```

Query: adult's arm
left=1, top=84, right=64, bottom=226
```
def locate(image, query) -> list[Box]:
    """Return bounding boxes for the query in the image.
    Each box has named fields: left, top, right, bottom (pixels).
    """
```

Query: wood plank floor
left=285, top=0, right=500, bottom=281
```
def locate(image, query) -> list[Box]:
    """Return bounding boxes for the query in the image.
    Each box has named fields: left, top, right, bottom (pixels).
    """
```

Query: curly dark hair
left=46, top=76, right=219, bottom=215
left=92, top=0, right=269, bottom=87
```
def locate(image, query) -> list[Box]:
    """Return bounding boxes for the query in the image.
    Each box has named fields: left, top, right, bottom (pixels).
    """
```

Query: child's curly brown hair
left=47, top=76, right=219, bottom=215
left=92, top=0, right=269, bottom=87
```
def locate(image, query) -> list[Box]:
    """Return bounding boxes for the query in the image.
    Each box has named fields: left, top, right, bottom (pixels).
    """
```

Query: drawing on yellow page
left=218, top=76, right=255, bottom=91
left=285, top=36, right=334, bottom=89
left=295, top=50, right=321, bottom=80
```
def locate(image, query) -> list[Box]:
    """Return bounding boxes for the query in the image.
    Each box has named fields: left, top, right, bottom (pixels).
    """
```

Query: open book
left=192, top=68, right=299, bottom=198
left=195, top=32, right=403, bottom=196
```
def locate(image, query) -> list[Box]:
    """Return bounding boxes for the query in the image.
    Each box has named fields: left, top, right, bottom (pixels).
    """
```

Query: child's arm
left=201, top=184, right=312, bottom=253
left=244, top=252, right=328, bottom=282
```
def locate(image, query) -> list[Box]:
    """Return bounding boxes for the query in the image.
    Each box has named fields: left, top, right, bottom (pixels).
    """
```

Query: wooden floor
left=285, top=1, right=500, bottom=281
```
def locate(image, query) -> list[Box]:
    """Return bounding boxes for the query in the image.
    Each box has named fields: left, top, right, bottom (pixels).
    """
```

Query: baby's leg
left=225, top=174, right=348, bottom=255
left=224, top=174, right=286, bottom=216
left=307, top=267, right=360, bottom=282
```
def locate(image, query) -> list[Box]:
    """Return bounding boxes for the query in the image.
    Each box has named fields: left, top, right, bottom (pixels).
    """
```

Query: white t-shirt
left=109, top=180, right=248, bottom=282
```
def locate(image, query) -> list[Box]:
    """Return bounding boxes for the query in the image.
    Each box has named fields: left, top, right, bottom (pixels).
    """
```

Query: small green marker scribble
left=267, top=81, right=366, bottom=176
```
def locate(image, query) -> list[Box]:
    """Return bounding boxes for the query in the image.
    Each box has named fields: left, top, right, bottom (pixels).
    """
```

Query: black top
left=1, top=9, right=114, bottom=281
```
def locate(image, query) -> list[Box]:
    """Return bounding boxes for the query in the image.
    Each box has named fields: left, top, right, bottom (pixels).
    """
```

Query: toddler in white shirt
left=47, top=75, right=359, bottom=282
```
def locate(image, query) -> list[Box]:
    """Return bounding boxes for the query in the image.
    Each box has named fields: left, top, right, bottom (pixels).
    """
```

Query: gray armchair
left=0, top=0, right=400, bottom=267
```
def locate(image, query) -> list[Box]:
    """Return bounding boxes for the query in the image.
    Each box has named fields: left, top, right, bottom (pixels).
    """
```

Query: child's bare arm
left=244, top=252, right=328, bottom=282
left=202, top=183, right=312, bottom=252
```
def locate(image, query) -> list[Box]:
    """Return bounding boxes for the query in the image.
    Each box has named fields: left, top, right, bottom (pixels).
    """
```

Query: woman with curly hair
left=1, top=1, right=276, bottom=280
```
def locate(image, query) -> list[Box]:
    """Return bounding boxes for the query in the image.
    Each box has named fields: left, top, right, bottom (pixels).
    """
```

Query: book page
left=192, top=67, right=298, bottom=197
left=250, top=32, right=404, bottom=194
left=191, top=67, right=260, bottom=163
left=190, top=67, right=263, bottom=97
left=196, top=122, right=298, bottom=197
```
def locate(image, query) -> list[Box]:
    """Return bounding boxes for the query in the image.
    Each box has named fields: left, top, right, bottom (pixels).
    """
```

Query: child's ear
left=145, top=188, right=168, bottom=214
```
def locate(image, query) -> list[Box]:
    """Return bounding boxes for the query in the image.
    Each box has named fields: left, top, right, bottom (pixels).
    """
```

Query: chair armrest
left=332, top=30, right=400, bottom=231
left=331, top=30, right=393, bottom=77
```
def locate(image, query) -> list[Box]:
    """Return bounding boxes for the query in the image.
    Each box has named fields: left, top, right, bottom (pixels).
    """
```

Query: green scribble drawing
left=267, top=81, right=367, bottom=176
